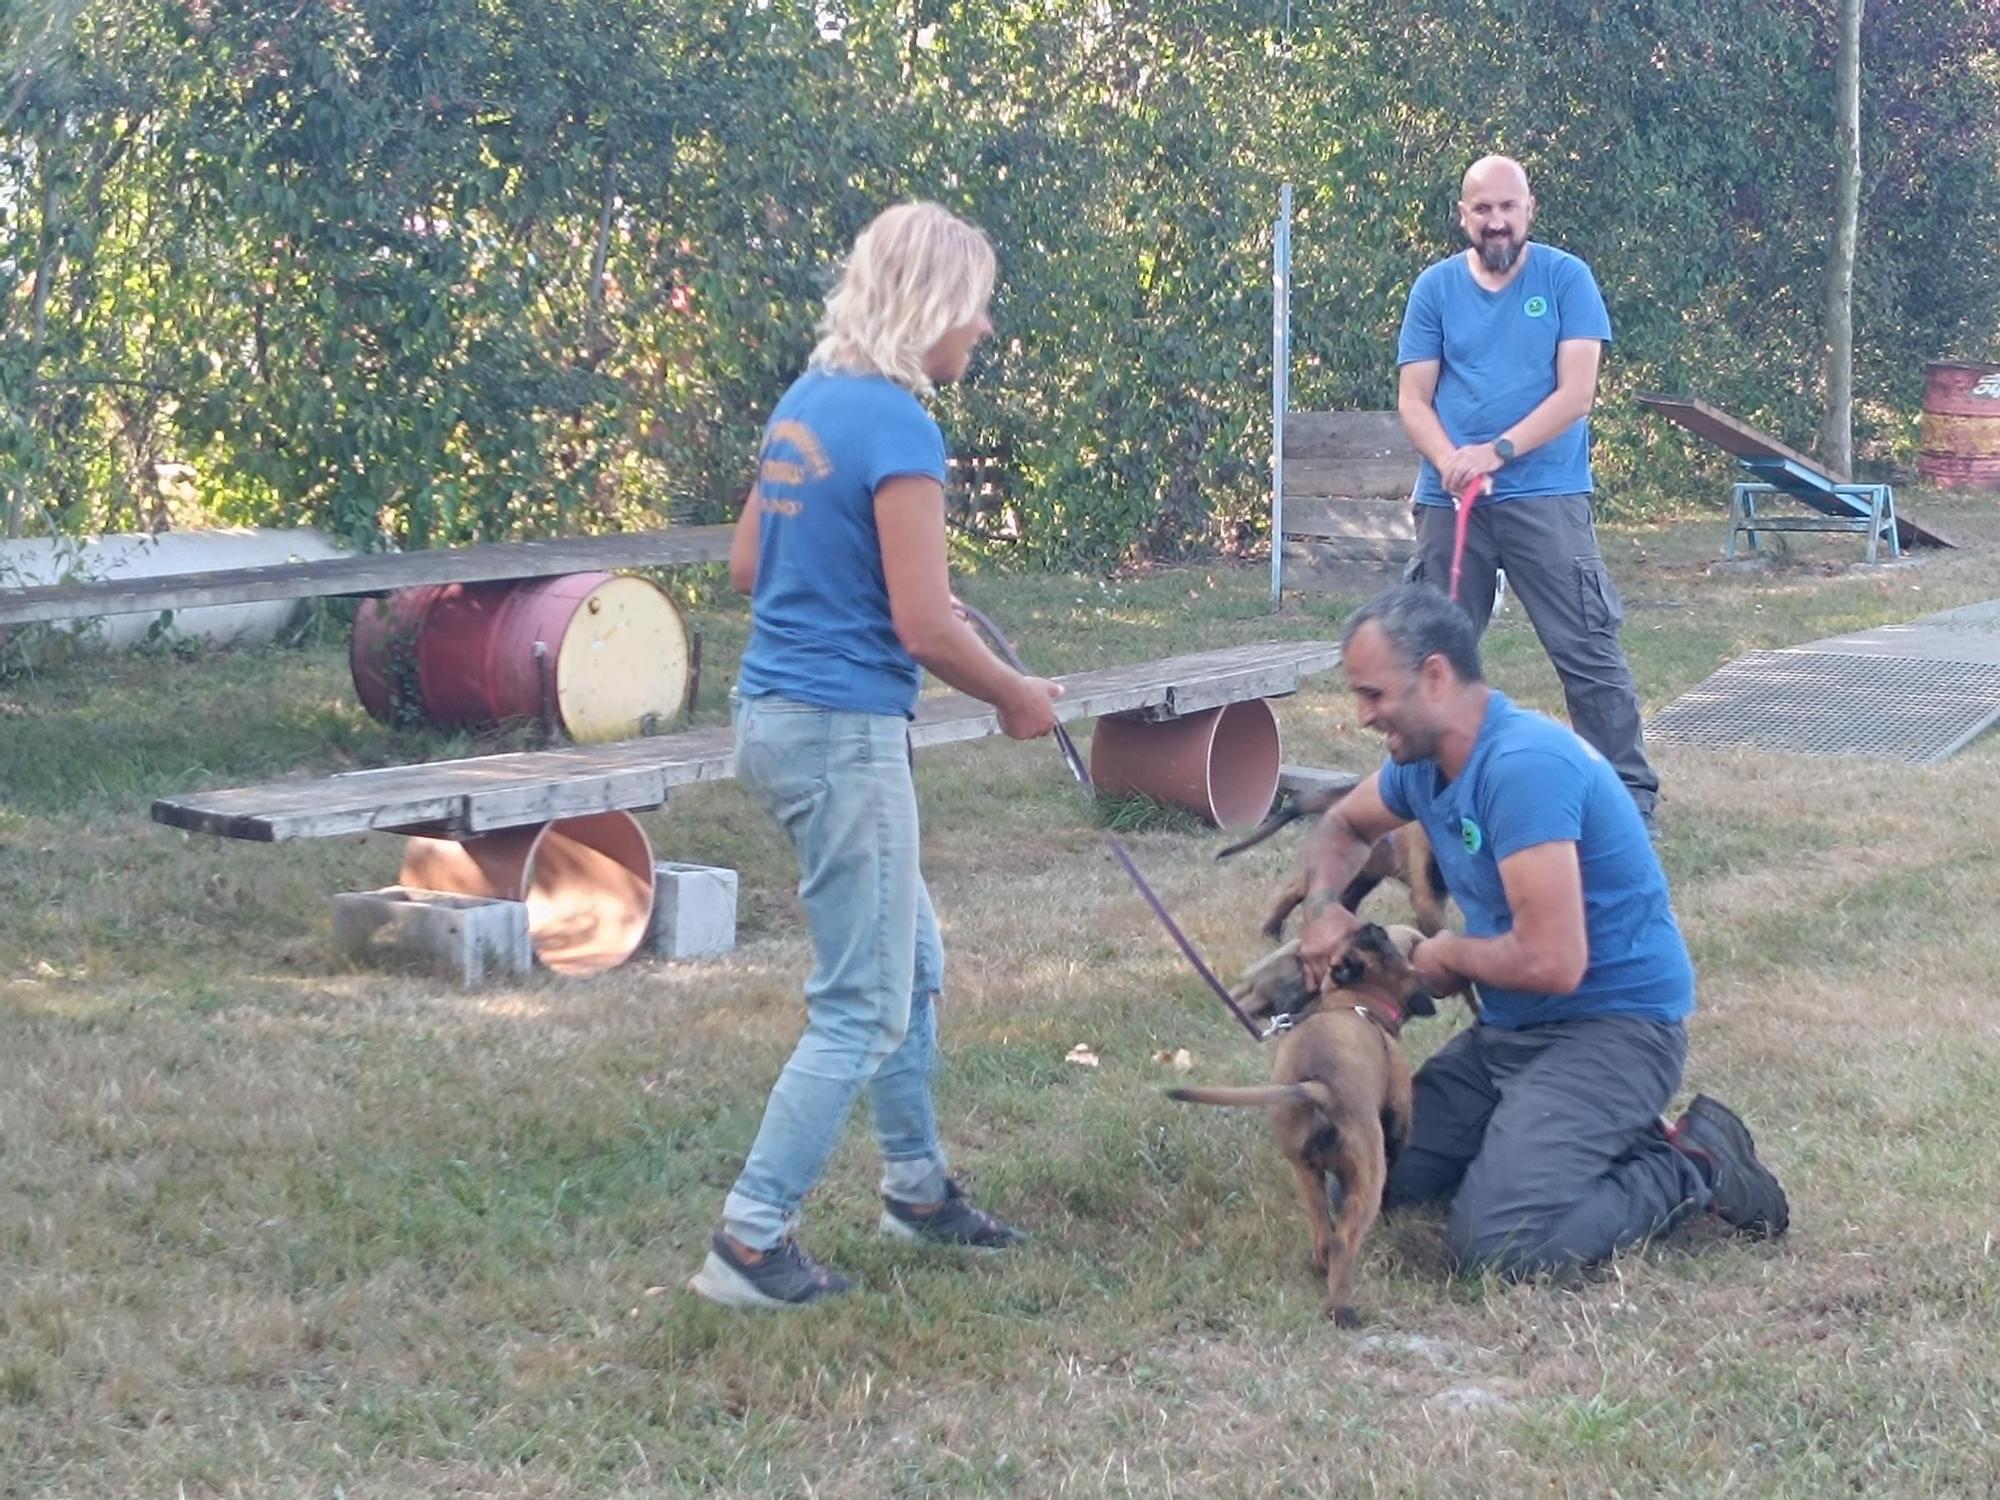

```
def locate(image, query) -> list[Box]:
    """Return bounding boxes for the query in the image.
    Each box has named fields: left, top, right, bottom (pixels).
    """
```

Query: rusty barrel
left=1919, top=360, right=2000, bottom=491
left=350, top=583, right=447, bottom=724
left=400, top=811, right=657, bottom=975
left=1088, top=699, right=1282, bottom=829
left=351, top=571, right=691, bottom=741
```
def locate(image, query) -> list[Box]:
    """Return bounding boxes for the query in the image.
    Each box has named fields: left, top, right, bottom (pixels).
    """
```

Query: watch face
left=1494, top=438, right=1515, bottom=460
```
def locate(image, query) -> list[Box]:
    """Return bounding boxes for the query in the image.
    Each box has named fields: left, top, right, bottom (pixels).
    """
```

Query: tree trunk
left=1821, top=0, right=1864, bottom=481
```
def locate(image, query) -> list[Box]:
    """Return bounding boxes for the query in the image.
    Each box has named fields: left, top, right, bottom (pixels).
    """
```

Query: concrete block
left=331, top=886, right=532, bottom=986
left=1277, top=763, right=1363, bottom=801
left=648, top=861, right=739, bottom=959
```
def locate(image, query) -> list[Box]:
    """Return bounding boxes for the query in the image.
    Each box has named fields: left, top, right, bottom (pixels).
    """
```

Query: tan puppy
left=1217, top=784, right=1450, bottom=940
left=1168, top=923, right=1436, bottom=1326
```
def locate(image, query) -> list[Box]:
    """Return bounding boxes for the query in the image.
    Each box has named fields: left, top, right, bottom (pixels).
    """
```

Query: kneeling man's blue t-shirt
left=736, top=368, right=948, bottom=718
left=1376, top=691, right=1693, bottom=1029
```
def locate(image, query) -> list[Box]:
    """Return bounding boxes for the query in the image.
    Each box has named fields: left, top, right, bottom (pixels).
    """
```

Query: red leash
left=1447, top=474, right=1491, bottom=604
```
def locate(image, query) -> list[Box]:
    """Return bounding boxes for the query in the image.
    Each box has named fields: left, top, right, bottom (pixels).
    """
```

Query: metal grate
left=1647, top=649, right=2000, bottom=764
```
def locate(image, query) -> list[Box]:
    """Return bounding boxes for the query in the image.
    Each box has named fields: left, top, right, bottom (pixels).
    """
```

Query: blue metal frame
left=1727, top=476, right=1901, bottom=563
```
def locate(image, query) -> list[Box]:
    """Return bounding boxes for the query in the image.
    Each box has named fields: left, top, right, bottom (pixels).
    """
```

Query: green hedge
left=3, top=0, right=1996, bottom=564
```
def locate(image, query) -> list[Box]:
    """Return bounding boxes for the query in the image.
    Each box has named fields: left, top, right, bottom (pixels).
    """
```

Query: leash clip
left=1261, top=1013, right=1298, bottom=1039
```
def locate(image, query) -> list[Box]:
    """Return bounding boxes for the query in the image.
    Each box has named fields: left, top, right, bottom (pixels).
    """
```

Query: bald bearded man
left=1397, top=154, right=1660, bottom=830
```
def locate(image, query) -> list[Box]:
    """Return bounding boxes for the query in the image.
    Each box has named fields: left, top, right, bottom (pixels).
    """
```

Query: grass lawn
left=4, top=494, right=1999, bottom=1497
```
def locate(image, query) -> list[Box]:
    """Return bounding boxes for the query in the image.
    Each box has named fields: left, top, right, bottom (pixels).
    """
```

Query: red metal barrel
left=350, top=584, right=448, bottom=724
left=413, top=578, right=521, bottom=727
left=351, top=572, right=690, bottom=742
left=1919, top=361, right=2000, bottom=491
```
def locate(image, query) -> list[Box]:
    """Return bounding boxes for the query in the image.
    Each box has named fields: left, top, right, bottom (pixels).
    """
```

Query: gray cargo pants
left=1383, top=1015, right=1710, bottom=1278
left=1413, top=495, right=1659, bottom=816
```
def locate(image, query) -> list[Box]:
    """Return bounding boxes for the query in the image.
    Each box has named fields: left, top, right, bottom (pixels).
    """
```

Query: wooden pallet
left=1277, top=410, right=1417, bottom=586
left=152, top=641, right=1346, bottom=842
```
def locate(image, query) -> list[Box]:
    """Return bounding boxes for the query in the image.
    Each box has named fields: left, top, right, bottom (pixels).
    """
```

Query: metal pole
left=1270, top=182, right=1293, bottom=613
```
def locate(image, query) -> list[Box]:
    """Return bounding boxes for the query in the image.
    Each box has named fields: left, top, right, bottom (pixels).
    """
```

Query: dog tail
left=1213, top=784, right=1352, bottom=862
left=1166, top=1081, right=1339, bottom=1112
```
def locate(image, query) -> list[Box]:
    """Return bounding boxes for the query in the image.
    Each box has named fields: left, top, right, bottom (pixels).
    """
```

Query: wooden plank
left=1281, top=411, right=1415, bottom=500
left=1635, top=391, right=1816, bottom=468
left=1283, top=458, right=1413, bottom=499
left=152, top=642, right=1347, bottom=842
left=0, top=526, right=735, bottom=628
left=1282, top=410, right=1412, bottom=461
left=1280, top=538, right=1413, bottom=592
left=1281, top=497, right=1415, bottom=543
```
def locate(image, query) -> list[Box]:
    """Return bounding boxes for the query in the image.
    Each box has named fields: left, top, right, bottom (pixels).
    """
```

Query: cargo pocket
left=1576, top=557, right=1625, bottom=635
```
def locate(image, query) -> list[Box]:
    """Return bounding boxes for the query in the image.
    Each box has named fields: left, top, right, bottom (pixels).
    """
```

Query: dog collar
left=1351, top=1000, right=1404, bottom=1038
left=1264, top=996, right=1407, bottom=1040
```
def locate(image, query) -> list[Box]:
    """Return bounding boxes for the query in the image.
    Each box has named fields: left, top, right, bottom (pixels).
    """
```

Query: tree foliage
left=4, top=0, right=1997, bottom=562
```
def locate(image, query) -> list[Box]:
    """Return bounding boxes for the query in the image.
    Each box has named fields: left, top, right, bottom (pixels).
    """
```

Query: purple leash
left=958, top=601, right=1265, bottom=1042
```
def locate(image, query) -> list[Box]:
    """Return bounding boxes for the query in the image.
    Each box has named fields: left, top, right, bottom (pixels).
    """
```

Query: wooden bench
left=1274, top=410, right=1418, bottom=594
left=0, top=526, right=734, bottom=629
left=153, top=641, right=1346, bottom=842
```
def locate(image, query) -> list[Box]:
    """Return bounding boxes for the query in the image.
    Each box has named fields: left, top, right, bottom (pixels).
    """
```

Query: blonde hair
left=810, top=202, right=996, bottom=395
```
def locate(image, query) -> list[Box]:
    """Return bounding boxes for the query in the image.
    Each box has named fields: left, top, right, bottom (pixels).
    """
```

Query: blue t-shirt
left=735, top=368, right=948, bottom=717
left=1376, top=691, right=1693, bottom=1029
left=1396, top=244, right=1613, bottom=506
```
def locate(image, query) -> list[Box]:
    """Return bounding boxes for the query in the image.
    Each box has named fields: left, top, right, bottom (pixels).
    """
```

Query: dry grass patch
left=5, top=504, right=2000, bottom=1495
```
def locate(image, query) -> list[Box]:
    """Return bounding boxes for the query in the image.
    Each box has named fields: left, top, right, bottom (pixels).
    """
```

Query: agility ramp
left=1647, top=601, right=2000, bottom=764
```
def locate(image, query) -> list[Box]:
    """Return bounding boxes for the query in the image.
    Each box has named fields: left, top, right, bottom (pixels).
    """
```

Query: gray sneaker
left=687, top=1232, right=854, bottom=1309
left=1667, top=1095, right=1790, bottom=1239
left=879, top=1179, right=1029, bottom=1249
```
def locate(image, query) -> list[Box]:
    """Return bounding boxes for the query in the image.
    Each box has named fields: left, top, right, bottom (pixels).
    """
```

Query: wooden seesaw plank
left=151, top=641, right=1346, bottom=842
left=0, top=527, right=735, bottom=628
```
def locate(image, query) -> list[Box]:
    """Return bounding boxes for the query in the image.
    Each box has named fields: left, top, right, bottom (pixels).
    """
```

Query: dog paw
left=1330, top=1304, right=1363, bottom=1329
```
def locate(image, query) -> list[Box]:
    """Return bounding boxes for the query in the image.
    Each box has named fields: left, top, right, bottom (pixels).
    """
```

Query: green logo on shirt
left=1461, top=817, right=1484, bottom=854
left=1523, top=296, right=1549, bottom=318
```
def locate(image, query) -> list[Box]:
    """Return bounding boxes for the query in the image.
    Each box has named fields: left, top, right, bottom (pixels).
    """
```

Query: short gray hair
left=1339, top=583, right=1484, bottom=682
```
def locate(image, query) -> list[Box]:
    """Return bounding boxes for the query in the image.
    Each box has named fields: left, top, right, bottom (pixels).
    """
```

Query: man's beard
left=1384, top=724, right=1440, bottom=764
left=1477, top=232, right=1523, bottom=272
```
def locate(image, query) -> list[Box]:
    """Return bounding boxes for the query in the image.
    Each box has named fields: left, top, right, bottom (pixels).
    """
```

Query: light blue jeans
left=722, top=692, right=951, bottom=1250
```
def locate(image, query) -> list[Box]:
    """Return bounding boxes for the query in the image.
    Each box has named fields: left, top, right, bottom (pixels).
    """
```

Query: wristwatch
left=1493, top=436, right=1517, bottom=463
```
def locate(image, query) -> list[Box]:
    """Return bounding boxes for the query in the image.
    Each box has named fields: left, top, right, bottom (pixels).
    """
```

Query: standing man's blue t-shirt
left=736, top=368, right=947, bottom=718
left=1396, top=245, right=1612, bottom=506
left=1375, top=691, right=1693, bottom=1029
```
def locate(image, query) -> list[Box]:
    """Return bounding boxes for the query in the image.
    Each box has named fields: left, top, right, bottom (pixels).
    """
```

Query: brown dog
left=1168, top=923, right=1436, bottom=1326
left=1217, top=784, right=1450, bottom=941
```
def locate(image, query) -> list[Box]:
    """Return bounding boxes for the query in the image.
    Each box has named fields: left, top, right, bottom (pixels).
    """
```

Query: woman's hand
left=998, top=676, right=1064, bottom=739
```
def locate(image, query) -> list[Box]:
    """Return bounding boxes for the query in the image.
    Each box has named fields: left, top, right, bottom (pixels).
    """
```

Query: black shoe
left=1667, top=1095, right=1789, bottom=1239
left=879, top=1179, right=1029, bottom=1249
left=687, top=1232, right=854, bottom=1309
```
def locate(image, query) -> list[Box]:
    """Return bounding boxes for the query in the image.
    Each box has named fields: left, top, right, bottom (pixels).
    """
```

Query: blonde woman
left=691, top=203, right=1064, bottom=1309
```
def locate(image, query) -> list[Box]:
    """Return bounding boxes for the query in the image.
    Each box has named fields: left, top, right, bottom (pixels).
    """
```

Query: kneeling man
left=1296, top=583, right=1786, bottom=1277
